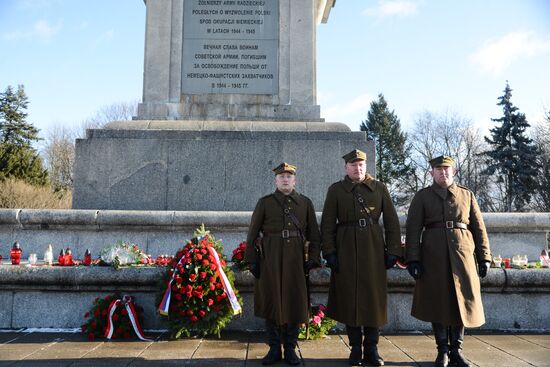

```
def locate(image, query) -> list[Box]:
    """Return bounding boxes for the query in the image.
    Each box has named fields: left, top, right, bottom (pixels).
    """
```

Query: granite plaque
left=182, top=0, right=279, bottom=95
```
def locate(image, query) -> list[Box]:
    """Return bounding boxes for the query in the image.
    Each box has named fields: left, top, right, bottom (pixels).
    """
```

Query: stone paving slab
left=0, top=331, right=549, bottom=367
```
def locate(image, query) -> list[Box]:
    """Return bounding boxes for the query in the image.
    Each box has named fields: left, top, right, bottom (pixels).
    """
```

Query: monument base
left=72, top=120, right=374, bottom=211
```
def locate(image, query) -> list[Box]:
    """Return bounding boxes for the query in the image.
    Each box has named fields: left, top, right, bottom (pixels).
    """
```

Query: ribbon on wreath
left=158, top=255, right=187, bottom=315
left=207, top=245, right=242, bottom=315
left=541, top=249, right=550, bottom=267
left=105, top=295, right=152, bottom=341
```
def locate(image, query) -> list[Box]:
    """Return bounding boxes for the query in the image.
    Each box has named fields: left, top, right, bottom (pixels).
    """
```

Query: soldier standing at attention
left=245, top=163, right=321, bottom=366
left=405, top=156, right=492, bottom=367
left=321, top=149, right=402, bottom=366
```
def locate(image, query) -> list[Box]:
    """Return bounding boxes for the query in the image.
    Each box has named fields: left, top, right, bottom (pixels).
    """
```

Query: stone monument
left=72, top=0, right=374, bottom=211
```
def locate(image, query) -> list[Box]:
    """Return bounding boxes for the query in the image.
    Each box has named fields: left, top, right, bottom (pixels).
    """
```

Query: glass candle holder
left=28, top=253, right=37, bottom=265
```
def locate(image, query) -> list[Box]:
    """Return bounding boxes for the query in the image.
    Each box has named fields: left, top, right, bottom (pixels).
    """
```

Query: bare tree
left=77, top=99, right=138, bottom=138
left=42, top=125, right=75, bottom=191
left=405, top=110, right=493, bottom=209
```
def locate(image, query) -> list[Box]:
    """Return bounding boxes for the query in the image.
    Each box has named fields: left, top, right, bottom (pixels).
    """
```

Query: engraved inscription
left=182, top=0, right=278, bottom=94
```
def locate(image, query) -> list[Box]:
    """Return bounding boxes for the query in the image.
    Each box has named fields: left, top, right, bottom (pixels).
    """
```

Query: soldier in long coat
left=245, top=162, right=321, bottom=366
left=405, top=156, right=491, bottom=367
left=321, top=149, right=402, bottom=367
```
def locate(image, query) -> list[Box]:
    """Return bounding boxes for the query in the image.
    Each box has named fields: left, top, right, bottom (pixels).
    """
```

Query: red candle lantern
left=10, top=242, right=22, bottom=265
left=83, top=249, right=92, bottom=266
left=58, top=249, right=65, bottom=265
left=65, top=248, right=73, bottom=266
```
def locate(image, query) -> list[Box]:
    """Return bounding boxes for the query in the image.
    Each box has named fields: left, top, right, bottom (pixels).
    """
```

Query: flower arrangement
left=231, top=241, right=248, bottom=270
left=157, top=225, right=242, bottom=338
left=98, top=241, right=151, bottom=269
left=299, top=304, right=337, bottom=340
left=81, top=293, right=146, bottom=341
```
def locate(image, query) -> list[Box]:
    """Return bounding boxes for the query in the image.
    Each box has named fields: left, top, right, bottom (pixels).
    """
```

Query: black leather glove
left=304, top=259, right=317, bottom=273
left=478, top=260, right=490, bottom=278
left=324, top=252, right=339, bottom=273
left=407, top=261, right=422, bottom=280
left=249, top=263, right=260, bottom=279
left=385, top=253, right=399, bottom=269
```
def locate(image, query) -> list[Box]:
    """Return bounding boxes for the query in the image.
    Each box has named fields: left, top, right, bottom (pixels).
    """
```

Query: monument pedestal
left=73, top=120, right=373, bottom=211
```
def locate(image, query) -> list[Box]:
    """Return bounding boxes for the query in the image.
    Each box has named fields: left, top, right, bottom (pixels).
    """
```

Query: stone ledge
left=2, top=209, right=549, bottom=230
left=1, top=265, right=548, bottom=293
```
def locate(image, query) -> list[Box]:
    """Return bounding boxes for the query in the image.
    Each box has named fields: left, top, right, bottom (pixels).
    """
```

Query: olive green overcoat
left=244, top=190, right=321, bottom=325
left=321, top=175, right=402, bottom=327
left=405, top=183, right=491, bottom=327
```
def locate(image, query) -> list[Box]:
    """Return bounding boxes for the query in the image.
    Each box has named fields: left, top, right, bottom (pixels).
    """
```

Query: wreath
left=81, top=293, right=147, bottom=341
left=157, top=225, right=242, bottom=338
left=98, top=241, right=151, bottom=269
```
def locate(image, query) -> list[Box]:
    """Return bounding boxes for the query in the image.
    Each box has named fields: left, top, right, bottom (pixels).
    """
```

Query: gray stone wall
left=72, top=121, right=375, bottom=211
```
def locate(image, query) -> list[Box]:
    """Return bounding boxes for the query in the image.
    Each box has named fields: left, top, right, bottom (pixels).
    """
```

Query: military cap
left=272, top=162, right=297, bottom=175
left=429, top=155, right=455, bottom=168
left=342, top=149, right=367, bottom=163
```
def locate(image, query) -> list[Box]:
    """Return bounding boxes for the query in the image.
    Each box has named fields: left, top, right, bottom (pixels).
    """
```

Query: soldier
left=245, top=162, right=321, bottom=366
left=321, top=149, right=402, bottom=366
left=405, top=156, right=492, bottom=367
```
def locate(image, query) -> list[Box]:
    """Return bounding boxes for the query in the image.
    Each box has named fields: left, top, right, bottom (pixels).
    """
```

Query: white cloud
left=363, top=0, right=419, bottom=18
left=470, top=31, right=550, bottom=75
left=2, top=19, right=61, bottom=41
left=321, top=93, right=373, bottom=128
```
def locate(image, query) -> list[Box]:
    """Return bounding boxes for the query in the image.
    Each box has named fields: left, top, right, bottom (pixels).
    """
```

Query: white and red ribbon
left=207, top=246, right=242, bottom=315
left=104, top=295, right=152, bottom=341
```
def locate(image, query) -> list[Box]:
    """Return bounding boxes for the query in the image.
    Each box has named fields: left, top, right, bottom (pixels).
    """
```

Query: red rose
left=90, top=321, right=97, bottom=329
left=200, top=271, right=207, bottom=279
left=186, top=309, right=194, bottom=316
left=209, top=276, right=216, bottom=282
left=105, top=296, right=111, bottom=301
left=175, top=276, right=183, bottom=284
left=221, top=292, right=227, bottom=299
left=175, top=293, right=182, bottom=300
left=235, top=253, right=243, bottom=260
left=201, top=249, right=207, bottom=254
left=221, top=260, right=226, bottom=267
left=215, top=282, right=222, bottom=289
left=189, top=274, right=197, bottom=282
left=202, top=259, right=210, bottom=265
left=193, top=290, right=204, bottom=299
left=186, top=291, right=193, bottom=298
left=121, top=308, right=128, bottom=315
left=216, top=295, right=222, bottom=302
left=210, top=264, right=217, bottom=271
left=209, top=284, right=215, bottom=291
left=196, top=254, right=203, bottom=260
left=84, top=312, right=90, bottom=318
left=207, top=298, right=214, bottom=306
left=102, top=309, right=107, bottom=316
left=186, top=284, right=193, bottom=292
left=191, top=316, right=199, bottom=322
left=198, top=310, right=206, bottom=317
left=112, top=313, right=119, bottom=321
left=93, top=310, right=100, bottom=317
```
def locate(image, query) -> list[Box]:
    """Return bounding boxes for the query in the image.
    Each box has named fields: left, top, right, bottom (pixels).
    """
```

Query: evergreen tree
left=0, top=85, right=48, bottom=185
left=360, top=93, right=413, bottom=206
left=484, top=82, right=538, bottom=211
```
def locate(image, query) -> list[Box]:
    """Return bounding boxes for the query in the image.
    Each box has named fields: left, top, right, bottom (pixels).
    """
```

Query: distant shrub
left=0, top=178, right=71, bottom=209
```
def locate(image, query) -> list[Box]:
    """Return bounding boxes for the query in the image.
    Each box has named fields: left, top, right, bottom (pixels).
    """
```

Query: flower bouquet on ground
left=231, top=241, right=248, bottom=271
left=81, top=293, right=149, bottom=341
left=299, top=304, right=337, bottom=340
left=98, top=241, right=152, bottom=269
left=157, top=225, right=242, bottom=338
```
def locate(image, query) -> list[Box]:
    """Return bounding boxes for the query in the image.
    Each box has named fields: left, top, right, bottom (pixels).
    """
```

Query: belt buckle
left=446, top=221, right=454, bottom=229
left=281, top=229, right=290, bottom=239
left=358, top=218, right=367, bottom=228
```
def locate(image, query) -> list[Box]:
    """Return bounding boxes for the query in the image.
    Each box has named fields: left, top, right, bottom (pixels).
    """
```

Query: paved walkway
left=0, top=330, right=549, bottom=367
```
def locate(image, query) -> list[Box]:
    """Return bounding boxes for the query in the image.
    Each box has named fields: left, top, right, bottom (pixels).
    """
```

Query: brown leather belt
left=425, top=221, right=468, bottom=230
left=263, top=230, right=301, bottom=239
left=338, top=218, right=374, bottom=228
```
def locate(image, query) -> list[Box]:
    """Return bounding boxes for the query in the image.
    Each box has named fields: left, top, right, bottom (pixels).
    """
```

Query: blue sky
left=1, top=0, right=549, bottom=136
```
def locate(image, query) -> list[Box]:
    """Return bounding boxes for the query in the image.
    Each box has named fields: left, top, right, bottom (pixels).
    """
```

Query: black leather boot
left=449, top=326, right=471, bottom=367
left=283, top=324, right=301, bottom=365
left=346, top=325, right=363, bottom=366
left=262, top=319, right=282, bottom=365
left=362, top=327, right=384, bottom=366
left=432, top=323, right=450, bottom=367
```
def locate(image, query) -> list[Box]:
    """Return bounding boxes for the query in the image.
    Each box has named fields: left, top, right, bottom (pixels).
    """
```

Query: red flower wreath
left=231, top=241, right=248, bottom=270
left=157, top=225, right=242, bottom=338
